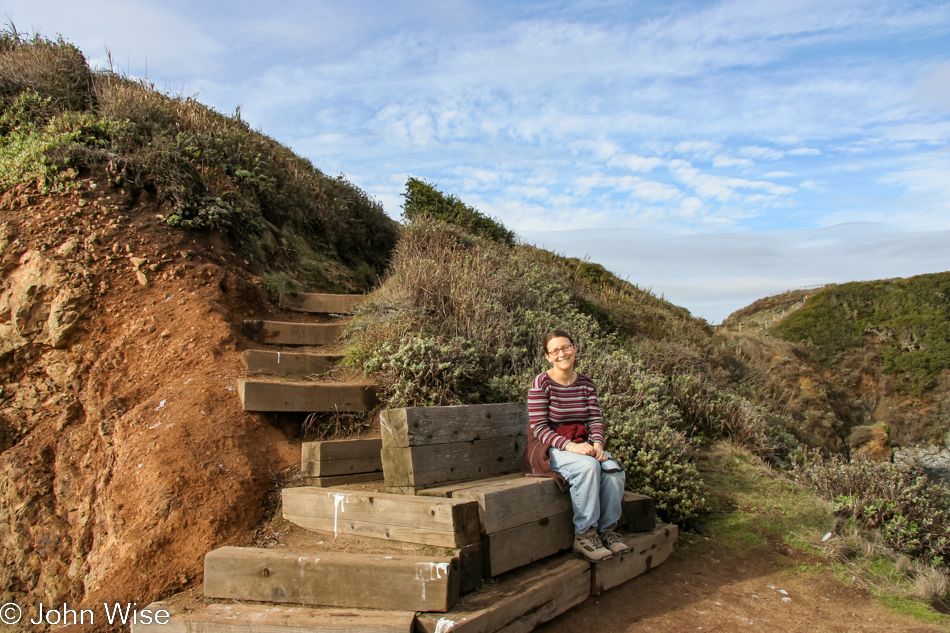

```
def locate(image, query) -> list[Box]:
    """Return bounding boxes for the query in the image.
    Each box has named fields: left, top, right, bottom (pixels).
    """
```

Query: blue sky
left=7, top=0, right=950, bottom=323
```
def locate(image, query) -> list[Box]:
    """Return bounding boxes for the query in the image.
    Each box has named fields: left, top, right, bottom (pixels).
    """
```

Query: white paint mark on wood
left=435, top=618, right=455, bottom=633
left=414, top=562, right=452, bottom=601
left=333, top=494, right=350, bottom=537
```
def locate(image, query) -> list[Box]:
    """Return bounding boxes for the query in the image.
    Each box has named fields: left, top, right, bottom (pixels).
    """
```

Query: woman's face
left=545, top=336, right=576, bottom=371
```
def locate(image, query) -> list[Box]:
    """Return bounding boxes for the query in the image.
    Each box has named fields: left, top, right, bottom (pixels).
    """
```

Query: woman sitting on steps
left=521, top=329, right=629, bottom=563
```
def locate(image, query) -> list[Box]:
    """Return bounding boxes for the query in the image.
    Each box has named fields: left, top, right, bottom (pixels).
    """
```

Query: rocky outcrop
left=848, top=424, right=893, bottom=462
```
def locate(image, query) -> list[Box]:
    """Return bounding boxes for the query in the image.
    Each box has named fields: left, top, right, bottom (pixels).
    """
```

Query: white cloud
left=670, top=162, right=796, bottom=202
left=914, top=61, right=950, bottom=112
left=739, top=145, right=784, bottom=161
left=574, top=174, right=681, bottom=202
left=607, top=154, right=665, bottom=172
left=675, top=141, right=722, bottom=158
left=789, top=147, right=822, bottom=156
left=713, top=156, right=755, bottom=168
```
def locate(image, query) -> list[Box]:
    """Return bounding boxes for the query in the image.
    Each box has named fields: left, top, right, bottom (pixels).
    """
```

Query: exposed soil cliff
left=0, top=173, right=301, bottom=631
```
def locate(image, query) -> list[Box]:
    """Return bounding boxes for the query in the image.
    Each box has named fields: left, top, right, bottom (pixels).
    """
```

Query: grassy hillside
left=770, top=274, right=950, bottom=397
left=0, top=29, right=398, bottom=292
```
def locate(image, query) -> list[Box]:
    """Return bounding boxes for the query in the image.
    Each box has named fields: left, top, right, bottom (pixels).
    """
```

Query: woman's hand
left=568, top=442, right=595, bottom=456
left=568, top=442, right=608, bottom=461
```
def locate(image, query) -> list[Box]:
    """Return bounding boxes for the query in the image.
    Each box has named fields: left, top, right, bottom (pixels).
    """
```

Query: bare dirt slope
left=0, top=174, right=304, bottom=631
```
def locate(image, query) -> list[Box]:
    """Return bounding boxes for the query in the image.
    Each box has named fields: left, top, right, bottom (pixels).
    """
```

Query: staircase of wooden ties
left=134, top=292, right=678, bottom=633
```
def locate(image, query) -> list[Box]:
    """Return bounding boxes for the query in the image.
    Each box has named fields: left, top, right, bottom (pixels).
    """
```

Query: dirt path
left=537, top=534, right=946, bottom=633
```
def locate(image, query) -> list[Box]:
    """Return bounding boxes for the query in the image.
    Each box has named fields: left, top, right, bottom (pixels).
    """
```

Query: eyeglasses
left=546, top=343, right=575, bottom=357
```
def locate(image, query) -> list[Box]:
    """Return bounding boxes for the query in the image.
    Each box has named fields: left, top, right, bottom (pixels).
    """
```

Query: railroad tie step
left=242, top=320, right=343, bottom=346
left=279, top=292, right=364, bottom=314
left=301, top=438, right=383, bottom=484
left=203, top=547, right=460, bottom=613
left=414, top=524, right=678, bottom=633
left=281, top=487, right=481, bottom=548
left=242, top=349, right=344, bottom=376
left=239, top=380, right=378, bottom=412
left=417, top=476, right=656, bottom=577
left=131, top=602, right=416, bottom=633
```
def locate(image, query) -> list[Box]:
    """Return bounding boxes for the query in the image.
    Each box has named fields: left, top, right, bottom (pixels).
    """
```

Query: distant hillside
left=722, top=273, right=950, bottom=449
left=771, top=273, right=950, bottom=397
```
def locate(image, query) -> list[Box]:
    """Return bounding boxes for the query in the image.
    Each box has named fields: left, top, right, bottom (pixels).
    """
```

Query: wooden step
left=243, top=320, right=343, bottom=346
left=380, top=403, right=527, bottom=448
left=379, top=403, right=528, bottom=492
left=304, top=472, right=384, bottom=487
left=415, top=525, right=678, bottom=633
left=132, top=602, right=415, bottom=633
left=239, top=381, right=378, bottom=412
left=279, top=292, right=363, bottom=314
left=591, top=524, right=678, bottom=594
left=242, top=349, right=343, bottom=376
left=302, top=438, right=382, bottom=478
left=416, top=553, right=590, bottom=633
left=204, top=547, right=460, bottom=613
left=619, top=491, right=656, bottom=533
left=282, top=487, right=481, bottom=548
left=418, top=476, right=657, bottom=576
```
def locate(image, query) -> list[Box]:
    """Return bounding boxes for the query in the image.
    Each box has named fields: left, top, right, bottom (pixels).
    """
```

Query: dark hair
left=542, top=329, right=574, bottom=355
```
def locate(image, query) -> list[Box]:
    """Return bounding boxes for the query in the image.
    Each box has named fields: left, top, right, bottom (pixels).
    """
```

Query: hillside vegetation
left=771, top=274, right=950, bottom=397
left=0, top=29, right=398, bottom=292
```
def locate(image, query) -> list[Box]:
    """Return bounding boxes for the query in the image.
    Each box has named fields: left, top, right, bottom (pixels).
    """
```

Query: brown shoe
left=573, top=526, right=613, bottom=562
left=599, top=524, right=630, bottom=555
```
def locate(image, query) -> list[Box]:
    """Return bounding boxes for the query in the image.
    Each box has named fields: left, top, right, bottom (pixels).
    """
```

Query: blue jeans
left=549, top=448, right=625, bottom=534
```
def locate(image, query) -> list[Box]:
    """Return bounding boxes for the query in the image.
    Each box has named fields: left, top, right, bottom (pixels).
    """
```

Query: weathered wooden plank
left=242, top=349, right=342, bottom=376
left=242, top=320, right=343, bottom=346
left=282, top=487, right=481, bottom=547
left=590, top=524, right=678, bottom=594
left=132, top=602, right=415, bottom=633
left=302, top=439, right=383, bottom=477
left=457, top=542, right=485, bottom=595
left=483, top=510, right=574, bottom=577
left=204, top=547, right=459, bottom=613
left=415, top=554, right=590, bottom=633
left=302, top=472, right=382, bottom=487
left=619, top=491, right=656, bottom=533
left=381, top=437, right=525, bottom=490
left=239, top=381, right=378, bottom=413
left=380, top=403, right=527, bottom=448
left=417, top=474, right=523, bottom=498
left=279, top=292, right=363, bottom=314
left=452, top=477, right=571, bottom=535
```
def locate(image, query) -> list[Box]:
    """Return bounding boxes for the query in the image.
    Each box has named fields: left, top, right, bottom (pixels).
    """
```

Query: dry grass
left=819, top=527, right=950, bottom=609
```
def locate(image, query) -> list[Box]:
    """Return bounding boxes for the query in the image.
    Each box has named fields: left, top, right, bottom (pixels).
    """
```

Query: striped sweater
left=527, top=371, right=606, bottom=451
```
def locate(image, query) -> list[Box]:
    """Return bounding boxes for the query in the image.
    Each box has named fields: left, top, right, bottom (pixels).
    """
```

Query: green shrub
left=402, top=177, right=515, bottom=246
left=607, top=410, right=707, bottom=524
left=791, top=451, right=950, bottom=563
